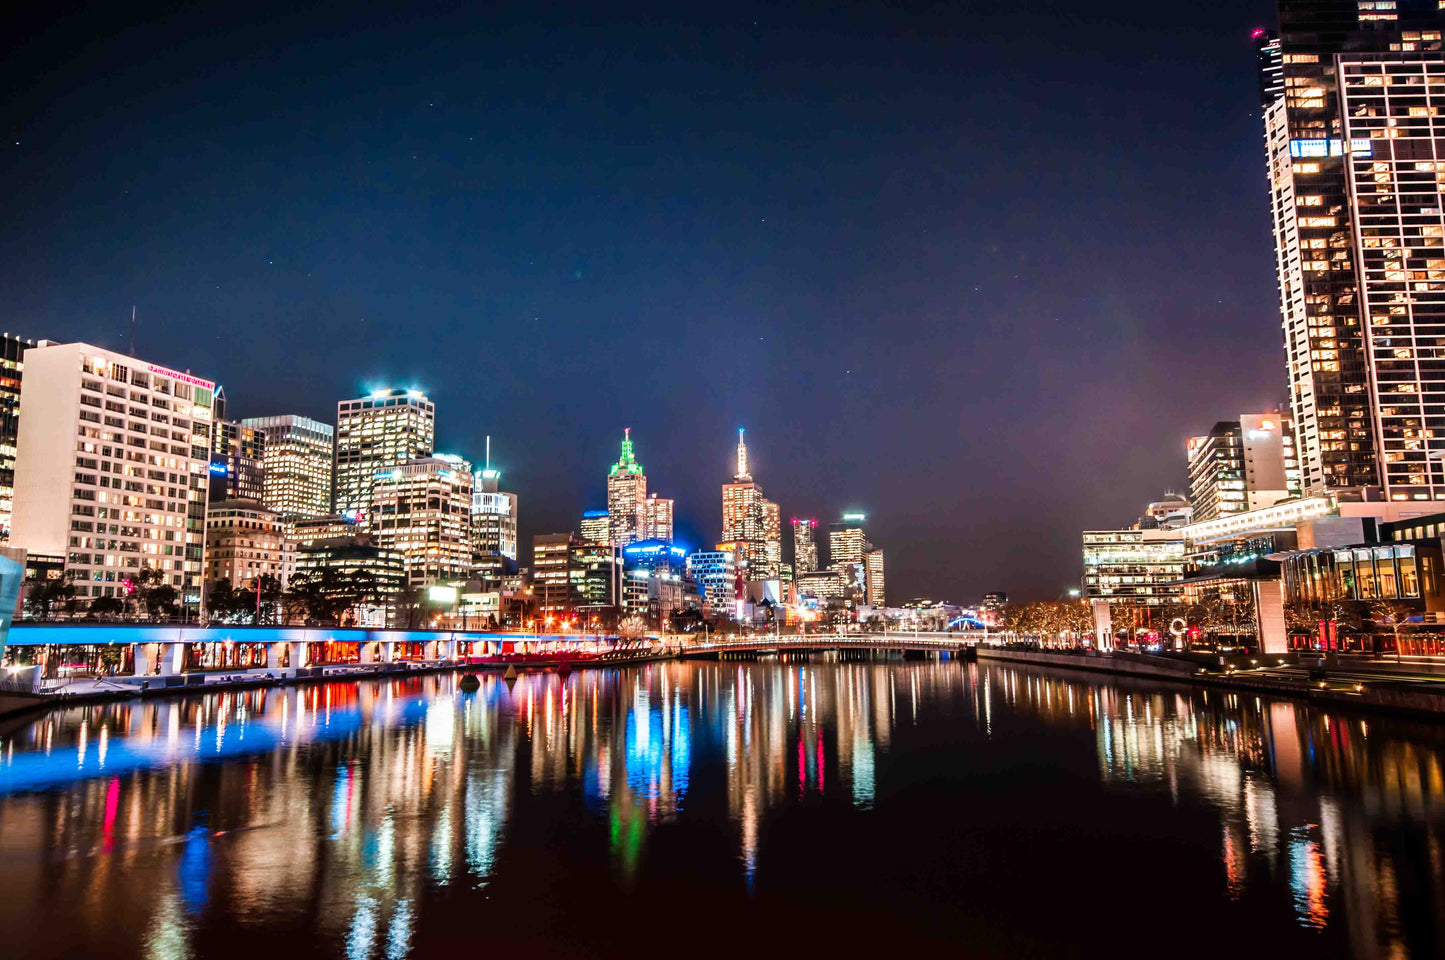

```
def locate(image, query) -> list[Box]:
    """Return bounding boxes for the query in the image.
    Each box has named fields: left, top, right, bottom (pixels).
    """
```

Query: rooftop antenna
left=129, top=305, right=137, bottom=356
left=485, top=435, right=491, bottom=471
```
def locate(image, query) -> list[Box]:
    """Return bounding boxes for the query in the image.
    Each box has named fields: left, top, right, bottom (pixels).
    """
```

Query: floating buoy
left=503, top=664, right=518, bottom=680
left=458, top=673, right=481, bottom=693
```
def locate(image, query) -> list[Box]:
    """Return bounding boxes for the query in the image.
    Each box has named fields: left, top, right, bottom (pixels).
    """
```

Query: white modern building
left=11, top=341, right=214, bottom=602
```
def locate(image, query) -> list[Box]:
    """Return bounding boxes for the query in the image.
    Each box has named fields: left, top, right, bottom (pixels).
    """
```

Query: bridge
left=680, top=631, right=986, bottom=658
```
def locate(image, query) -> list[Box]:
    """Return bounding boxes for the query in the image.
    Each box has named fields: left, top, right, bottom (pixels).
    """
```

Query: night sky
left=2, top=1, right=1283, bottom=601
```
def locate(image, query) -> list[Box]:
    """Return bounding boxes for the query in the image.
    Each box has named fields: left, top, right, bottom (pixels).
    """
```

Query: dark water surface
left=1, top=659, right=1443, bottom=958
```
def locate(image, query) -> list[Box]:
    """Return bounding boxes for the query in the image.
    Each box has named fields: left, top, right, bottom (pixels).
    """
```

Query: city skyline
left=3, top=1, right=1289, bottom=599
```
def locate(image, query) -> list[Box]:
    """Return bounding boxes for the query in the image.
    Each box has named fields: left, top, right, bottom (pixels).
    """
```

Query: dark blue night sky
left=2, top=1, right=1281, bottom=600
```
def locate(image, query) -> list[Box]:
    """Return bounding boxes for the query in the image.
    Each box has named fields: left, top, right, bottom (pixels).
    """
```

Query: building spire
left=611, top=427, right=642, bottom=476
left=735, top=427, right=751, bottom=480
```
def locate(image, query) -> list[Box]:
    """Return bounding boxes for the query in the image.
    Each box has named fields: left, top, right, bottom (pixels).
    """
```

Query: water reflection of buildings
left=3, top=661, right=1442, bottom=956
left=0, top=678, right=520, bottom=959
left=981, top=662, right=1445, bottom=958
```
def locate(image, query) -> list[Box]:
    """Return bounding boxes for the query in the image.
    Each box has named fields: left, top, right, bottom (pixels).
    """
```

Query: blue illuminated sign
left=207, top=462, right=228, bottom=475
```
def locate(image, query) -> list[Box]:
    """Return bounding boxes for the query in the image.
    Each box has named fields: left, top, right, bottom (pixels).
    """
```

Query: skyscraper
left=829, top=513, right=869, bottom=599
left=0, top=333, right=33, bottom=541
left=721, top=428, right=780, bottom=578
left=333, top=388, right=434, bottom=519
left=11, top=341, right=213, bottom=602
left=1259, top=6, right=1445, bottom=498
left=864, top=548, right=885, bottom=607
left=792, top=517, right=818, bottom=574
left=606, top=428, right=647, bottom=546
left=472, top=450, right=519, bottom=585
left=644, top=492, right=674, bottom=542
left=370, top=454, right=473, bottom=585
left=240, top=414, right=334, bottom=530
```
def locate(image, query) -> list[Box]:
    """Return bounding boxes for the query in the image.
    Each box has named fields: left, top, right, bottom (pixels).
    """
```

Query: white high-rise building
left=334, top=388, right=434, bottom=520
left=11, top=341, right=215, bottom=601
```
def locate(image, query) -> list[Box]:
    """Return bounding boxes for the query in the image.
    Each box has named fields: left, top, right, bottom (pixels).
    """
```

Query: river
left=0, top=658, right=1441, bottom=957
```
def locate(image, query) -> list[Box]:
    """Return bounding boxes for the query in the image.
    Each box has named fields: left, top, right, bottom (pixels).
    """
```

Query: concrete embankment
left=975, top=646, right=1445, bottom=717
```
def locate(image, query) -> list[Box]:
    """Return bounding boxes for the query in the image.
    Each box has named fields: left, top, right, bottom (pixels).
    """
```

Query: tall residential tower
left=1259, top=5, right=1445, bottom=499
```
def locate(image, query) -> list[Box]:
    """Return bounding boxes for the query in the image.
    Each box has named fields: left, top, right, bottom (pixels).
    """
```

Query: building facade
left=203, top=499, right=292, bottom=588
left=792, top=517, right=818, bottom=574
left=606, top=429, right=647, bottom=546
left=721, top=429, right=780, bottom=578
left=687, top=548, right=737, bottom=615
left=240, top=414, right=334, bottom=529
left=1187, top=413, right=1302, bottom=523
left=1259, top=8, right=1445, bottom=497
left=333, top=389, right=435, bottom=519
left=11, top=341, right=213, bottom=602
left=0, top=334, right=33, bottom=541
left=369, top=454, right=473, bottom=585
left=864, top=548, right=885, bottom=607
left=644, top=493, right=674, bottom=542
left=209, top=415, right=267, bottom=504
left=471, top=466, right=518, bottom=583
left=1081, top=528, right=1187, bottom=606
left=580, top=509, right=609, bottom=544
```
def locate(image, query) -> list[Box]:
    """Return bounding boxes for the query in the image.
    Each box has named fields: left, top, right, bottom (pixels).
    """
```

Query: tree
left=145, top=583, right=179, bottom=621
left=25, top=579, right=74, bottom=621
left=254, top=574, right=284, bottom=625
left=393, top=583, right=426, bottom=630
left=87, top=595, right=125, bottom=620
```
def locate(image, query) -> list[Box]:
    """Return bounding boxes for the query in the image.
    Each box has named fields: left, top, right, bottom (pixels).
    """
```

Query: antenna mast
left=129, top=306, right=137, bottom=356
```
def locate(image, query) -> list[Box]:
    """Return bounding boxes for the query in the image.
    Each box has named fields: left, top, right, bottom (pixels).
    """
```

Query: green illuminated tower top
left=609, top=427, right=644, bottom=476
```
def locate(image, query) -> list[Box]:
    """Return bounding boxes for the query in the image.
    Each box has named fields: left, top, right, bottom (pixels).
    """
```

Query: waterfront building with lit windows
left=796, top=568, right=848, bottom=600
left=203, top=499, right=293, bottom=588
left=1258, top=8, right=1445, bottom=498
left=580, top=509, right=609, bottom=544
left=687, top=548, right=737, bottom=614
left=606, top=429, right=647, bottom=546
left=369, top=454, right=473, bottom=585
left=721, top=429, right=780, bottom=578
left=792, top=517, right=818, bottom=574
left=1187, top=413, right=1302, bottom=523
left=622, top=539, right=693, bottom=621
left=208, top=409, right=267, bottom=504
left=864, top=548, right=885, bottom=606
left=333, top=388, right=434, bottom=519
left=10, top=340, right=214, bottom=602
left=532, top=532, right=614, bottom=615
left=1081, top=528, right=1186, bottom=606
left=240, top=414, right=334, bottom=530
left=0, top=333, right=33, bottom=541
left=471, top=464, right=518, bottom=584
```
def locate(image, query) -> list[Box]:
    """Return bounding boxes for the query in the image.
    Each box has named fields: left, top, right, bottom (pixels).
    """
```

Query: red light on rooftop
left=1251, top=27, right=1265, bottom=39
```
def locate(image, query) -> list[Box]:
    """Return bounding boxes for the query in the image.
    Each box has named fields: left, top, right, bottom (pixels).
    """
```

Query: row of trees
left=995, top=594, right=1425, bottom=648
